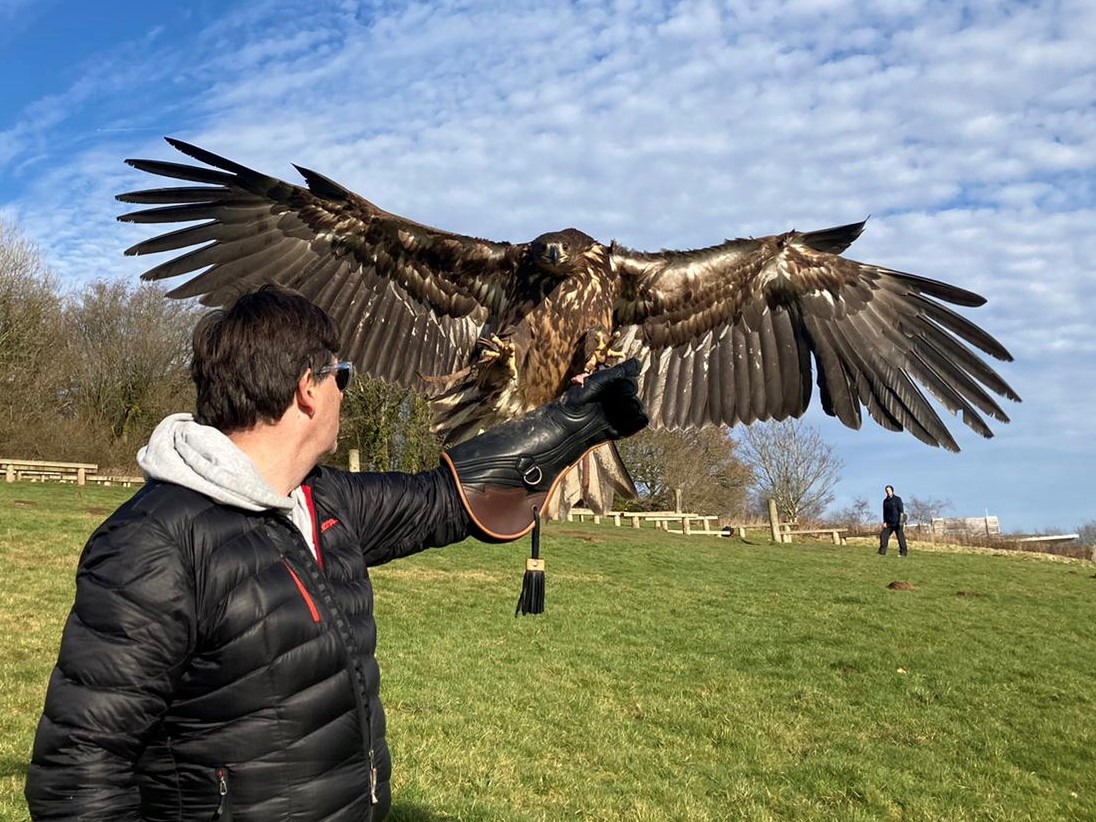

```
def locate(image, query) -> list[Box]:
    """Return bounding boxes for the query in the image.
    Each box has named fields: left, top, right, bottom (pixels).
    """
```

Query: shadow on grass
left=0, top=755, right=28, bottom=781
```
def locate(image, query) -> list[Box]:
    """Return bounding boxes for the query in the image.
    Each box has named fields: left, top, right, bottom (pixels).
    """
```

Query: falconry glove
left=441, top=358, right=648, bottom=540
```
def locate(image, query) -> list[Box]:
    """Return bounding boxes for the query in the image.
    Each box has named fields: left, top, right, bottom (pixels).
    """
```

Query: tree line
left=3, top=221, right=846, bottom=521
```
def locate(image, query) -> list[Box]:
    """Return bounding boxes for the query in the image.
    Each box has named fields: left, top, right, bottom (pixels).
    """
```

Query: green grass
left=2, top=483, right=1094, bottom=821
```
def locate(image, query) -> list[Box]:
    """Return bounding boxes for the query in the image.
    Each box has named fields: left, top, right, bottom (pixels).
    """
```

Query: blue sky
left=2, top=0, right=1093, bottom=533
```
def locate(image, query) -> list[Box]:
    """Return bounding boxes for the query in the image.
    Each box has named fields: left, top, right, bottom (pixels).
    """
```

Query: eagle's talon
left=475, top=334, right=515, bottom=365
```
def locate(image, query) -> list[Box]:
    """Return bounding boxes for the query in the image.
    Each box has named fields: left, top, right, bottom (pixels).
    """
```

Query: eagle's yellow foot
left=474, top=334, right=518, bottom=383
left=573, top=344, right=628, bottom=386
left=584, top=348, right=627, bottom=371
left=476, top=334, right=513, bottom=363
left=580, top=328, right=627, bottom=374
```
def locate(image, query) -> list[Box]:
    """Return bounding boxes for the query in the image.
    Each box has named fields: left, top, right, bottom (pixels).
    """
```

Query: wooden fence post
left=768, top=498, right=780, bottom=542
left=348, top=449, right=361, bottom=473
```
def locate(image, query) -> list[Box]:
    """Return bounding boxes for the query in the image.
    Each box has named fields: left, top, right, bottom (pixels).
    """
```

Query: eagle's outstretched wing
left=610, top=221, right=1020, bottom=450
left=117, top=138, right=519, bottom=388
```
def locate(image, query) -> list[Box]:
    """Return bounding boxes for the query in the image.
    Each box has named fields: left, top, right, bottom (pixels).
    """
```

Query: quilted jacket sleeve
left=332, top=466, right=474, bottom=567
left=25, top=511, right=196, bottom=821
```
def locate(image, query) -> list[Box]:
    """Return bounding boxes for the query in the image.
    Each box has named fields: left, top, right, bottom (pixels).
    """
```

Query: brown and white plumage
left=118, top=138, right=1019, bottom=511
left=610, top=223, right=1019, bottom=449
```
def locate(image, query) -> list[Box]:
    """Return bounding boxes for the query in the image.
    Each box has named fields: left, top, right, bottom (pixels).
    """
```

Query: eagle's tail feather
left=544, top=441, right=636, bottom=520
left=430, top=379, right=495, bottom=445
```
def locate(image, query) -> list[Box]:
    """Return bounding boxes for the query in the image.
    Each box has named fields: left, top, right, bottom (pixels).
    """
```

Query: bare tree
left=617, top=426, right=753, bottom=516
left=906, top=496, right=953, bottom=530
left=735, top=419, right=843, bottom=522
left=0, top=222, right=66, bottom=456
left=1078, top=521, right=1096, bottom=547
left=61, top=281, right=199, bottom=465
left=829, top=496, right=873, bottom=533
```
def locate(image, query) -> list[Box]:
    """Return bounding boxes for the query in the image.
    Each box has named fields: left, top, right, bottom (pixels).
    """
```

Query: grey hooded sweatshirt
left=137, top=412, right=319, bottom=558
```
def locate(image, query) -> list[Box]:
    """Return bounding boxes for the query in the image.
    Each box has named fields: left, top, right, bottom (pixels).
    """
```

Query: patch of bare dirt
left=887, top=580, right=915, bottom=591
left=571, top=533, right=605, bottom=544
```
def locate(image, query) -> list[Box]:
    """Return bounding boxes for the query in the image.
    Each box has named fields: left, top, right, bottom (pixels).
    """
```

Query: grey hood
left=137, top=413, right=316, bottom=551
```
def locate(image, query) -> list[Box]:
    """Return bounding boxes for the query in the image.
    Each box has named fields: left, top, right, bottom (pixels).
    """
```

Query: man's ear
left=296, top=370, right=319, bottom=419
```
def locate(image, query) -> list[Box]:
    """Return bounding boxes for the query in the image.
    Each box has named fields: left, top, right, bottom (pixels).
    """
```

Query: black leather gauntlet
left=441, top=359, right=648, bottom=539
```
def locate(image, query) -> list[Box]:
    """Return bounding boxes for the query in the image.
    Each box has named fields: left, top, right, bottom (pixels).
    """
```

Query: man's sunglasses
left=316, top=361, right=354, bottom=392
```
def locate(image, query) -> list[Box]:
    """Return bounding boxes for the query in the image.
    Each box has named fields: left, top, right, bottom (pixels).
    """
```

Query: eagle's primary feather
left=118, top=138, right=1020, bottom=514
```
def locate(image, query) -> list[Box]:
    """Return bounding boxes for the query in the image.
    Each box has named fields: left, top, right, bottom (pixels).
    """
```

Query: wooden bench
left=720, top=522, right=780, bottom=538
left=568, top=507, right=607, bottom=524
left=86, top=474, right=144, bottom=487
left=677, top=515, right=721, bottom=535
left=569, top=509, right=664, bottom=528
left=569, top=510, right=746, bottom=537
left=624, top=512, right=722, bottom=535
left=780, top=528, right=848, bottom=545
left=567, top=509, right=757, bottom=538
left=2, top=458, right=99, bottom=486
left=620, top=511, right=690, bottom=529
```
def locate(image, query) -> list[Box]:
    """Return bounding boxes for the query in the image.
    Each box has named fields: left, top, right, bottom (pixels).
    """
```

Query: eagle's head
left=529, top=228, right=598, bottom=277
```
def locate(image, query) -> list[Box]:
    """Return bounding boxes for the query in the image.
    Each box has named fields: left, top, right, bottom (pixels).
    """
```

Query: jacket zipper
left=282, top=559, right=321, bottom=623
left=212, top=767, right=229, bottom=820
left=273, top=516, right=376, bottom=804
left=369, top=747, right=378, bottom=805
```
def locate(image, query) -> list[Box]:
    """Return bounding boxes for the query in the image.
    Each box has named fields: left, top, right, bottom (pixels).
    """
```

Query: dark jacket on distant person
left=883, top=494, right=905, bottom=527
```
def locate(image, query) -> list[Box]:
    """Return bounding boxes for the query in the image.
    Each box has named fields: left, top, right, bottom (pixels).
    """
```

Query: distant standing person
left=879, top=484, right=908, bottom=556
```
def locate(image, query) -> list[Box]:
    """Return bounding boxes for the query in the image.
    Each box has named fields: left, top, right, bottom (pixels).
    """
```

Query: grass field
left=2, top=482, right=1093, bottom=821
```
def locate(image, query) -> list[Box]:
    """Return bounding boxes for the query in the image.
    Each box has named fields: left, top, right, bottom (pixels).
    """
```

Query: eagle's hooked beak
left=532, top=238, right=573, bottom=275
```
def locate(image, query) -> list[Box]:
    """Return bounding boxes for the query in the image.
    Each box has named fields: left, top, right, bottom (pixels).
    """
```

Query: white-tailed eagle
left=118, top=138, right=1020, bottom=514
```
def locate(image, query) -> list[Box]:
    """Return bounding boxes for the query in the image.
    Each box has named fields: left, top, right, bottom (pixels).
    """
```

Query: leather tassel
left=515, top=507, right=545, bottom=616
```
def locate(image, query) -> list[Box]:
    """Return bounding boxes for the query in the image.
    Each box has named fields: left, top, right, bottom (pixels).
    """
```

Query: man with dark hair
left=25, top=285, right=648, bottom=821
left=879, top=484, right=909, bottom=557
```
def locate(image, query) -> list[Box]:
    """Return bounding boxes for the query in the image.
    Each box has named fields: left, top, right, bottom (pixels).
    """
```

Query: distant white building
left=930, top=515, right=1000, bottom=538
left=1014, top=534, right=1080, bottom=546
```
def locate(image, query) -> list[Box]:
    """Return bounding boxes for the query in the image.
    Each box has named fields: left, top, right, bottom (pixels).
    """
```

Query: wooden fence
left=2, top=458, right=143, bottom=488
left=567, top=504, right=847, bottom=544
left=1, top=455, right=844, bottom=546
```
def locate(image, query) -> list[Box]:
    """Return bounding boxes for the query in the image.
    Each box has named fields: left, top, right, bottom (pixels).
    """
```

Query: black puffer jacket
left=26, top=465, right=470, bottom=821
left=883, top=494, right=905, bottom=527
